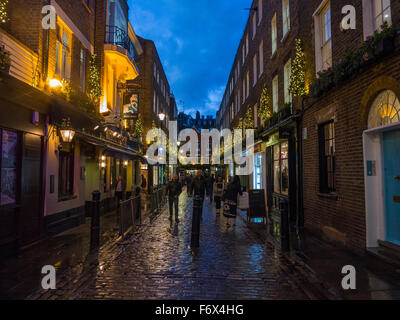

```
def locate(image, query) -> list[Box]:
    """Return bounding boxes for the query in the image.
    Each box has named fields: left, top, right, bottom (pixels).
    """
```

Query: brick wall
left=301, top=0, right=400, bottom=252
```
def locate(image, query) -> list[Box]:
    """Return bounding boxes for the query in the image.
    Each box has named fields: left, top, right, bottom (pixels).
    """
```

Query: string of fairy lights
left=0, top=0, right=8, bottom=24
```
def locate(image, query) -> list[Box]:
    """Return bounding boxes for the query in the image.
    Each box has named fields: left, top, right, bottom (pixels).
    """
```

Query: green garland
left=289, top=39, right=307, bottom=97
left=0, top=0, right=8, bottom=24
left=259, top=86, right=272, bottom=122
left=88, top=54, right=102, bottom=104
left=134, top=114, right=144, bottom=138
left=243, top=106, right=254, bottom=129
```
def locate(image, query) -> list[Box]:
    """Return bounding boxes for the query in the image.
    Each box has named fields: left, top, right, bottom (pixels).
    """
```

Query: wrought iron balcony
left=105, top=25, right=136, bottom=63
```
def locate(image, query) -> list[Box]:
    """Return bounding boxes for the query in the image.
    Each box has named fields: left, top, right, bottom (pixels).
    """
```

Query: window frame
left=55, top=19, right=72, bottom=81
left=282, top=0, right=291, bottom=37
left=284, top=59, right=292, bottom=104
left=318, top=120, right=336, bottom=194
left=58, top=147, right=75, bottom=200
left=271, top=14, right=277, bottom=56
left=272, top=75, right=279, bottom=113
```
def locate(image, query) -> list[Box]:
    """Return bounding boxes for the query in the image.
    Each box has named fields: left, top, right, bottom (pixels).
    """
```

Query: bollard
left=90, top=190, right=101, bottom=249
left=191, top=195, right=203, bottom=248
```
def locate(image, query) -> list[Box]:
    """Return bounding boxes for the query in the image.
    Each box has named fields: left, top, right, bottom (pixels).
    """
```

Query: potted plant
left=0, top=46, right=11, bottom=73
left=374, top=21, right=396, bottom=57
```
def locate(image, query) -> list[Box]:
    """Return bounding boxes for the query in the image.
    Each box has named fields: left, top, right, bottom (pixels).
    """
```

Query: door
left=20, top=133, right=43, bottom=244
left=383, top=130, right=400, bottom=246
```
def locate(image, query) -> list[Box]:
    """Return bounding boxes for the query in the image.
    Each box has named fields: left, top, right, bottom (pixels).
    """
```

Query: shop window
left=368, top=90, right=400, bottom=129
left=0, top=130, right=18, bottom=206
left=318, top=121, right=336, bottom=193
left=273, top=142, right=289, bottom=195
left=59, top=148, right=74, bottom=199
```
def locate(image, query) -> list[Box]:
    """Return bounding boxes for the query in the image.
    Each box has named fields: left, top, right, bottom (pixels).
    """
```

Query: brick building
left=0, top=0, right=143, bottom=256
left=217, top=0, right=400, bottom=258
left=129, top=36, right=175, bottom=189
left=300, top=0, right=400, bottom=257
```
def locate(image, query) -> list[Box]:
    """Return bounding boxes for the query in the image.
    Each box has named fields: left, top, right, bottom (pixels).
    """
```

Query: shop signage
left=366, top=160, right=376, bottom=177
left=249, top=189, right=267, bottom=219
left=123, top=92, right=139, bottom=118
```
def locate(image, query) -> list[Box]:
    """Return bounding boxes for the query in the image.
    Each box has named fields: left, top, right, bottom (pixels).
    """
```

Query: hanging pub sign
left=123, top=91, right=139, bottom=118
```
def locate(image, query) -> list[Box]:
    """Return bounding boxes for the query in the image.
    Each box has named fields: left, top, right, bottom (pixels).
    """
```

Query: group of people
left=166, top=171, right=244, bottom=227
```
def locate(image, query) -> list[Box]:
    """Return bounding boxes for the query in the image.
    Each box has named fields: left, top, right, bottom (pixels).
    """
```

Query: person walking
left=115, top=175, right=126, bottom=206
left=213, top=175, right=225, bottom=215
left=185, top=173, right=193, bottom=194
left=141, top=174, right=147, bottom=190
left=166, top=174, right=182, bottom=223
left=222, top=175, right=242, bottom=227
left=190, top=171, right=209, bottom=218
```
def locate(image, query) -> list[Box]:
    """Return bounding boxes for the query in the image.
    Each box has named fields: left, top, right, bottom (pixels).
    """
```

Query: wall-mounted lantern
left=59, top=118, right=75, bottom=143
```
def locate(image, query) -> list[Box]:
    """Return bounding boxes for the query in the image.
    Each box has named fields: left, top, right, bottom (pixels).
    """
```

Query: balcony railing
left=105, top=25, right=135, bottom=63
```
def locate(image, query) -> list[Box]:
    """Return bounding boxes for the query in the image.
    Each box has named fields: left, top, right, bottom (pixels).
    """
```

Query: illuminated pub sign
left=123, top=91, right=139, bottom=118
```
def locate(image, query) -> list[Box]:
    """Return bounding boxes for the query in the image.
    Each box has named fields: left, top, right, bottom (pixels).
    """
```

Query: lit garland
left=88, top=54, right=102, bottom=104
left=0, top=0, right=8, bottom=24
left=259, top=86, right=272, bottom=121
left=243, top=106, right=254, bottom=129
left=134, top=114, right=144, bottom=138
left=289, top=39, right=307, bottom=97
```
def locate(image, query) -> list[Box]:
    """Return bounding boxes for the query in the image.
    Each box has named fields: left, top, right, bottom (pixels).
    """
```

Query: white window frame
left=284, top=59, right=292, bottom=104
left=55, top=19, right=72, bottom=81
left=313, top=0, right=332, bottom=73
left=271, top=14, right=277, bottom=56
left=253, top=54, right=258, bottom=86
left=282, top=0, right=291, bottom=37
left=246, top=71, right=250, bottom=98
left=272, top=75, right=279, bottom=113
left=363, top=0, right=392, bottom=38
left=80, top=48, right=86, bottom=92
left=253, top=13, right=257, bottom=39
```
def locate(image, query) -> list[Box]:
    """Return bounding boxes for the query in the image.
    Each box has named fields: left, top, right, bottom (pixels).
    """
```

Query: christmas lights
left=0, top=0, right=8, bottom=24
left=289, top=39, right=307, bottom=97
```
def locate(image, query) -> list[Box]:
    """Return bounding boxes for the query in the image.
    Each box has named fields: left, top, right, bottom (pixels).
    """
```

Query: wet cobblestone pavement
left=20, top=191, right=308, bottom=300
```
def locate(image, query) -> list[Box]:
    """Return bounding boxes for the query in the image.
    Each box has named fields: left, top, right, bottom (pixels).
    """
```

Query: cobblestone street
left=25, top=190, right=308, bottom=300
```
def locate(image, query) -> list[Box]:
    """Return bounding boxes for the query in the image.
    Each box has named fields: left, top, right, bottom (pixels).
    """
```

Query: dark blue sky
left=129, top=0, right=251, bottom=117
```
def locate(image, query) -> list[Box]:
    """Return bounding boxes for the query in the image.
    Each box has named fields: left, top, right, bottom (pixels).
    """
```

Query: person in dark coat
left=141, top=174, right=147, bottom=189
left=185, top=173, right=193, bottom=194
left=189, top=171, right=209, bottom=218
left=166, top=174, right=182, bottom=223
left=206, top=174, right=215, bottom=203
left=222, top=175, right=242, bottom=227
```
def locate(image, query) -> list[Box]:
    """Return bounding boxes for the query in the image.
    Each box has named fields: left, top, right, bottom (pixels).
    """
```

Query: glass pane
left=2, top=131, right=17, bottom=168
left=274, top=160, right=280, bottom=193
left=383, top=8, right=392, bottom=25
left=273, top=144, right=280, bottom=161
left=281, top=159, right=289, bottom=195
left=374, top=0, right=382, bottom=16
left=1, top=168, right=16, bottom=205
left=281, top=142, right=288, bottom=160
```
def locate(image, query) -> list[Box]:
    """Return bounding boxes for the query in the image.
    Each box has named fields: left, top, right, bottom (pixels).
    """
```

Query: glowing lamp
left=158, top=113, right=166, bottom=121
left=59, top=118, right=75, bottom=143
left=49, top=79, right=63, bottom=88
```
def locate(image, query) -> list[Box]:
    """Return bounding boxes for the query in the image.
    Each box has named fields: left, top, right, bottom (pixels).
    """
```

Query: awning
left=103, top=144, right=143, bottom=161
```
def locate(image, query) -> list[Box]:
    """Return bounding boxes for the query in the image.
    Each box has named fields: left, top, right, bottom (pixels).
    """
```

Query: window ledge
left=317, top=192, right=339, bottom=200
left=58, top=195, right=78, bottom=202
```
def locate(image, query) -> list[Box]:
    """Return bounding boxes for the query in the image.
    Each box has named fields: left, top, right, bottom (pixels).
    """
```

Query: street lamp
left=59, top=118, right=75, bottom=143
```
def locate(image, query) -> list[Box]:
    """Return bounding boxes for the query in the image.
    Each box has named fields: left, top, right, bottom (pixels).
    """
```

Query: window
left=153, top=91, right=156, bottom=113
left=272, top=75, right=279, bottom=112
left=259, top=41, right=264, bottom=76
left=282, top=0, right=291, bottom=37
left=154, top=63, right=157, bottom=78
left=253, top=55, right=258, bottom=86
left=253, top=153, right=263, bottom=190
left=242, top=79, right=246, bottom=104
left=318, top=121, right=335, bottom=193
left=59, top=148, right=75, bottom=199
left=374, top=0, right=391, bottom=29
left=55, top=20, right=72, bottom=81
left=242, top=45, right=245, bottom=65
left=80, top=49, right=86, bottom=92
left=273, top=142, right=289, bottom=195
left=246, top=34, right=249, bottom=56
left=246, top=71, right=250, bottom=97
left=271, top=14, right=277, bottom=55
left=368, top=90, right=400, bottom=129
left=0, top=129, right=18, bottom=206
left=258, top=0, right=263, bottom=24
left=107, top=0, right=128, bottom=33
left=253, top=13, right=257, bottom=39
left=284, top=59, right=292, bottom=104
left=231, top=104, right=234, bottom=120
left=315, top=1, right=332, bottom=72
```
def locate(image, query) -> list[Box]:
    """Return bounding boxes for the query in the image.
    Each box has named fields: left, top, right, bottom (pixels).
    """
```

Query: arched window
left=368, top=90, right=400, bottom=129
